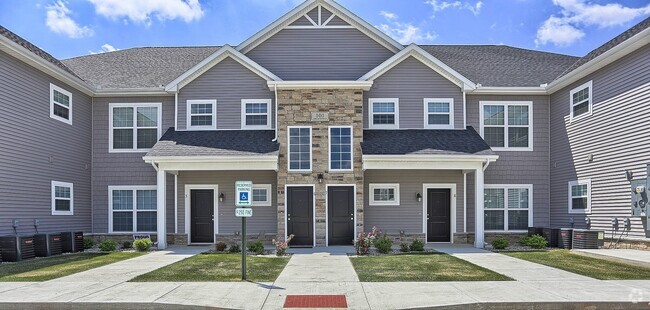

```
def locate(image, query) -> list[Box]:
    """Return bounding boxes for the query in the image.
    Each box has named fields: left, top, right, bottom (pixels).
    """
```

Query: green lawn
left=0, top=252, right=144, bottom=281
left=350, top=253, right=511, bottom=282
left=504, top=250, right=650, bottom=280
left=130, top=253, right=289, bottom=282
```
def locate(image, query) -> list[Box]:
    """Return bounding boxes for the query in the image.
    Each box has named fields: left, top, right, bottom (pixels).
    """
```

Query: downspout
left=483, top=158, right=492, bottom=171
left=272, top=84, right=279, bottom=142
left=174, top=91, right=178, bottom=129
left=91, top=97, right=94, bottom=234
left=462, top=89, right=467, bottom=129
left=463, top=171, right=468, bottom=233
left=150, top=162, right=159, bottom=172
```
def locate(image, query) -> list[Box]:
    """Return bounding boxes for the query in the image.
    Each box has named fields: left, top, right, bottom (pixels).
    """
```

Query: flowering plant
left=354, top=226, right=380, bottom=255
left=272, top=234, right=294, bottom=256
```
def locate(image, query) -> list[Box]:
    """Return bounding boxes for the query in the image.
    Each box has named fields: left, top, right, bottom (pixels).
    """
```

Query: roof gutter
left=273, top=84, right=279, bottom=142
left=267, top=80, right=373, bottom=90
left=94, top=87, right=170, bottom=97
left=470, top=86, right=548, bottom=95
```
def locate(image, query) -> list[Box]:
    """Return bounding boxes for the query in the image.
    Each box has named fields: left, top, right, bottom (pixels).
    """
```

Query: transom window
left=241, top=99, right=271, bottom=129
left=480, top=101, right=532, bottom=151
left=110, top=103, right=161, bottom=152
left=109, top=186, right=157, bottom=233
left=568, top=180, right=591, bottom=214
left=252, top=184, right=272, bottom=206
left=484, top=185, right=532, bottom=231
left=369, top=98, right=399, bottom=129
left=570, top=81, right=592, bottom=121
left=329, top=127, right=353, bottom=171
left=424, top=98, right=454, bottom=129
left=187, top=100, right=216, bottom=130
left=369, top=184, right=400, bottom=206
left=50, top=84, right=72, bottom=124
left=51, top=181, right=73, bottom=215
left=288, top=126, right=312, bottom=171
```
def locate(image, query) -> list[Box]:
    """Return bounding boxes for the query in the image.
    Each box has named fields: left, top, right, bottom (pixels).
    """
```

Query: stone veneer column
left=276, top=89, right=364, bottom=246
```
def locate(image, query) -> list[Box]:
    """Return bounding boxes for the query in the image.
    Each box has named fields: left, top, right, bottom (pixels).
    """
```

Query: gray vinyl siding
left=177, top=171, right=277, bottom=235
left=92, top=96, right=175, bottom=234
left=245, top=28, right=394, bottom=80
left=0, top=50, right=92, bottom=235
left=363, top=56, right=464, bottom=129
left=177, top=58, right=275, bottom=131
left=364, top=170, right=465, bottom=234
left=466, top=95, right=550, bottom=232
left=550, top=44, right=650, bottom=239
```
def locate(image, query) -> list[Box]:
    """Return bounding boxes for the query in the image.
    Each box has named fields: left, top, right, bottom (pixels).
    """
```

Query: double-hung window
left=570, top=81, right=592, bottom=121
left=480, top=101, right=532, bottom=151
left=110, top=103, right=161, bottom=152
left=484, top=185, right=532, bottom=231
left=241, top=99, right=272, bottom=129
left=369, top=98, right=399, bottom=129
left=568, top=180, right=591, bottom=214
left=329, top=126, right=353, bottom=171
left=109, top=186, right=157, bottom=233
left=51, top=181, right=73, bottom=215
left=50, top=84, right=72, bottom=124
left=252, top=184, right=272, bottom=206
left=369, top=184, right=400, bottom=206
left=187, top=100, right=216, bottom=130
left=288, top=126, right=312, bottom=171
left=424, top=98, right=454, bottom=129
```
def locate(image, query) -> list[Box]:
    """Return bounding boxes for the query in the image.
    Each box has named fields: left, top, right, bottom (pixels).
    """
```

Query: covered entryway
left=426, top=188, right=451, bottom=242
left=287, top=186, right=314, bottom=247
left=327, top=186, right=355, bottom=245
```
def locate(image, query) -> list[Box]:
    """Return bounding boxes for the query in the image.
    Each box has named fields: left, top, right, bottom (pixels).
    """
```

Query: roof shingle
left=362, top=127, right=495, bottom=156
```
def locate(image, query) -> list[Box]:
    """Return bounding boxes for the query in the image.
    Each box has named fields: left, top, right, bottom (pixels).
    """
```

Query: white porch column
left=474, top=167, right=485, bottom=248
left=157, top=169, right=167, bottom=249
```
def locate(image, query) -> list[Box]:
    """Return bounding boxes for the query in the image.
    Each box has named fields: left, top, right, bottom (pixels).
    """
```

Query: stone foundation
left=452, top=232, right=527, bottom=245
left=215, top=233, right=277, bottom=245
left=382, top=233, right=426, bottom=244
left=605, top=238, right=650, bottom=250
left=88, top=233, right=186, bottom=246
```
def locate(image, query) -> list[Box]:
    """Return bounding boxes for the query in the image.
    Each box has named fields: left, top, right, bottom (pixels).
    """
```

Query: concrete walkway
left=575, top=248, right=650, bottom=268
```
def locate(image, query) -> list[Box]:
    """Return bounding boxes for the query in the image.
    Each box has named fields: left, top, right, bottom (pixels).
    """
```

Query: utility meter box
left=631, top=178, right=648, bottom=217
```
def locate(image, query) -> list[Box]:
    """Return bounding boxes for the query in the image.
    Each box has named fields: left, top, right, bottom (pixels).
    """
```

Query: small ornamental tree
left=355, top=226, right=380, bottom=255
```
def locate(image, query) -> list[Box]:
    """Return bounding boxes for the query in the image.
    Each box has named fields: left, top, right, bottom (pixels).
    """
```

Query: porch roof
left=361, top=127, right=495, bottom=156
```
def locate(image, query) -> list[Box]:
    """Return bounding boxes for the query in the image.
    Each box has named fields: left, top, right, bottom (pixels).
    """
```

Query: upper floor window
left=329, top=126, right=353, bottom=171
left=241, top=99, right=271, bottom=129
left=187, top=100, right=216, bottom=130
left=424, top=98, right=454, bottom=129
left=568, top=179, right=591, bottom=214
left=51, top=181, right=73, bottom=215
left=369, top=183, right=400, bottom=206
left=252, top=184, right=272, bottom=206
left=109, top=186, right=157, bottom=233
left=369, top=98, right=399, bottom=129
left=109, top=103, right=161, bottom=153
left=288, top=126, right=311, bottom=172
left=480, top=101, right=532, bottom=151
left=570, top=81, right=592, bottom=121
left=50, top=84, right=72, bottom=124
left=484, top=185, right=532, bottom=231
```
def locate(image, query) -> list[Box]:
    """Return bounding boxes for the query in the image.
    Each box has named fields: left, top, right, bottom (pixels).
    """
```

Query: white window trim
left=423, top=98, right=454, bottom=129
left=569, top=80, right=593, bottom=122
left=241, top=99, right=272, bottom=130
left=186, top=99, right=217, bottom=130
left=568, top=179, right=592, bottom=214
left=50, top=84, right=72, bottom=125
left=368, top=98, right=399, bottom=129
left=108, top=185, right=158, bottom=234
left=251, top=184, right=272, bottom=207
left=369, top=183, right=400, bottom=206
left=287, top=126, right=312, bottom=172
left=109, top=102, right=162, bottom=153
left=484, top=184, right=533, bottom=232
left=479, top=101, right=533, bottom=152
left=51, top=181, right=73, bottom=215
left=328, top=126, right=354, bottom=172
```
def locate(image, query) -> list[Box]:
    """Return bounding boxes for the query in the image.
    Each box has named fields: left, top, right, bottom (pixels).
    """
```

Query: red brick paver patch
left=284, top=295, right=348, bottom=308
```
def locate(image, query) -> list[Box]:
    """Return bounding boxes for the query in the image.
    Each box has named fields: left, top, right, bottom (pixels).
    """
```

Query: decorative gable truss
left=287, top=5, right=352, bottom=29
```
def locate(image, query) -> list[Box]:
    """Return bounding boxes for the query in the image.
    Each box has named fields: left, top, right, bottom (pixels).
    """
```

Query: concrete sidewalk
left=575, top=248, right=650, bottom=268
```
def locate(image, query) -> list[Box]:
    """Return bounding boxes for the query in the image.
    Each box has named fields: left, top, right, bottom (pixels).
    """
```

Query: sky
left=0, top=0, right=649, bottom=59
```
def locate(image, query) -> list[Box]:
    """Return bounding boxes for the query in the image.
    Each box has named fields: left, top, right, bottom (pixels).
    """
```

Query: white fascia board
left=363, top=154, right=499, bottom=162
left=546, top=27, right=650, bottom=94
left=94, top=88, right=171, bottom=97
left=144, top=155, right=278, bottom=171
left=470, top=86, right=548, bottom=95
left=362, top=154, right=497, bottom=170
left=267, top=80, right=373, bottom=90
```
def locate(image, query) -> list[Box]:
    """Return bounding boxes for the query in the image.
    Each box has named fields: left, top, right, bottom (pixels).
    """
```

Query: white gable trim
left=359, top=44, right=476, bottom=91
left=236, top=0, right=404, bottom=54
left=165, top=45, right=281, bottom=92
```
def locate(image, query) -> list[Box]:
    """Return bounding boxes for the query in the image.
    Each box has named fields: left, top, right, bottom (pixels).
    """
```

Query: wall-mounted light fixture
left=219, top=193, right=225, bottom=202
left=317, top=173, right=324, bottom=183
left=625, top=170, right=634, bottom=182
left=416, top=193, right=422, bottom=202
left=585, top=217, right=591, bottom=227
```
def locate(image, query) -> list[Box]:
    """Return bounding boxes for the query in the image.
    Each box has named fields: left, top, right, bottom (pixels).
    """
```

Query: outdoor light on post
left=317, top=173, right=324, bottom=184
left=416, top=193, right=422, bottom=202
left=219, top=193, right=225, bottom=202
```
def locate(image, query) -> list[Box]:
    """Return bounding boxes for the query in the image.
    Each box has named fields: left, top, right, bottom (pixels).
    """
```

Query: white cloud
left=425, top=0, right=483, bottom=16
left=535, top=0, right=650, bottom=47
left=87, top=0, right=204, bottom=26
left=45, top=1, right=94, bottom=38
left=377, top=11, right=437, bottom=44
left=89, top=43, right=119, bottom=54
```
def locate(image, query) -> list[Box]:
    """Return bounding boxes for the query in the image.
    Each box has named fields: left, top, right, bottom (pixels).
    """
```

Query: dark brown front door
left=328, top=186, right=354, bottom=245
left=287, top=186, right=313, bottom=247
left=427, top=188, right=451, bottom=242
left=191, top=189, right=214, bottom=243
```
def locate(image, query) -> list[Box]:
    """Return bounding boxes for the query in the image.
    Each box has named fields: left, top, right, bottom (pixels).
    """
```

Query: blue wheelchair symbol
left=240, top=192, right=249, bottom=201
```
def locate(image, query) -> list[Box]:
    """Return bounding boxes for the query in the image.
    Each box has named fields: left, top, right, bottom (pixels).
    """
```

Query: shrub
left=133, top=238, right=153, bottom=252
left=521, top=234, right=548, bottom=249
left=355, top=226, right=379, bottom=255
left=83, top=237, right=95, bottom=249
left=409, top=239, right=425, bottom=252
left=122, top=241, right=133, bottom=249
left=247, top=240, right=265, bottom=255
left=272, top=234, right=294, bottom=256
left=215, top=242, right=228, bottom=252
left=374, top=235, right=393, bottom=254
left=228, top=243, right=241, bottom=253
left=98, top=239, right=117, bottom=252
left=399, top=243, right=410, bottom=252
left=491, top=237, right=509, bottom=250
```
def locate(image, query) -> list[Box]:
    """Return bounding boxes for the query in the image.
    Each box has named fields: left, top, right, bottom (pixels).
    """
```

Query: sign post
left=235, top=181, right=253, bottom=280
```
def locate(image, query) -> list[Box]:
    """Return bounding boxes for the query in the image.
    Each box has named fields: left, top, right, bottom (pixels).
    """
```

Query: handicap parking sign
left=235, top=181, right=252, bottom=207
left=240, top=192, right=248, bottom=202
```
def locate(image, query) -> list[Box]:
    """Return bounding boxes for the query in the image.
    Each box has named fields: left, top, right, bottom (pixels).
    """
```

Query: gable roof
left=362, top=127, right=495, bottom=156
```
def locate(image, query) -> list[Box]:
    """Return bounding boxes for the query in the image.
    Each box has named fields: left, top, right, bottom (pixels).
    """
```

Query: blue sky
left=0, top=0, right=648, bottom=59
